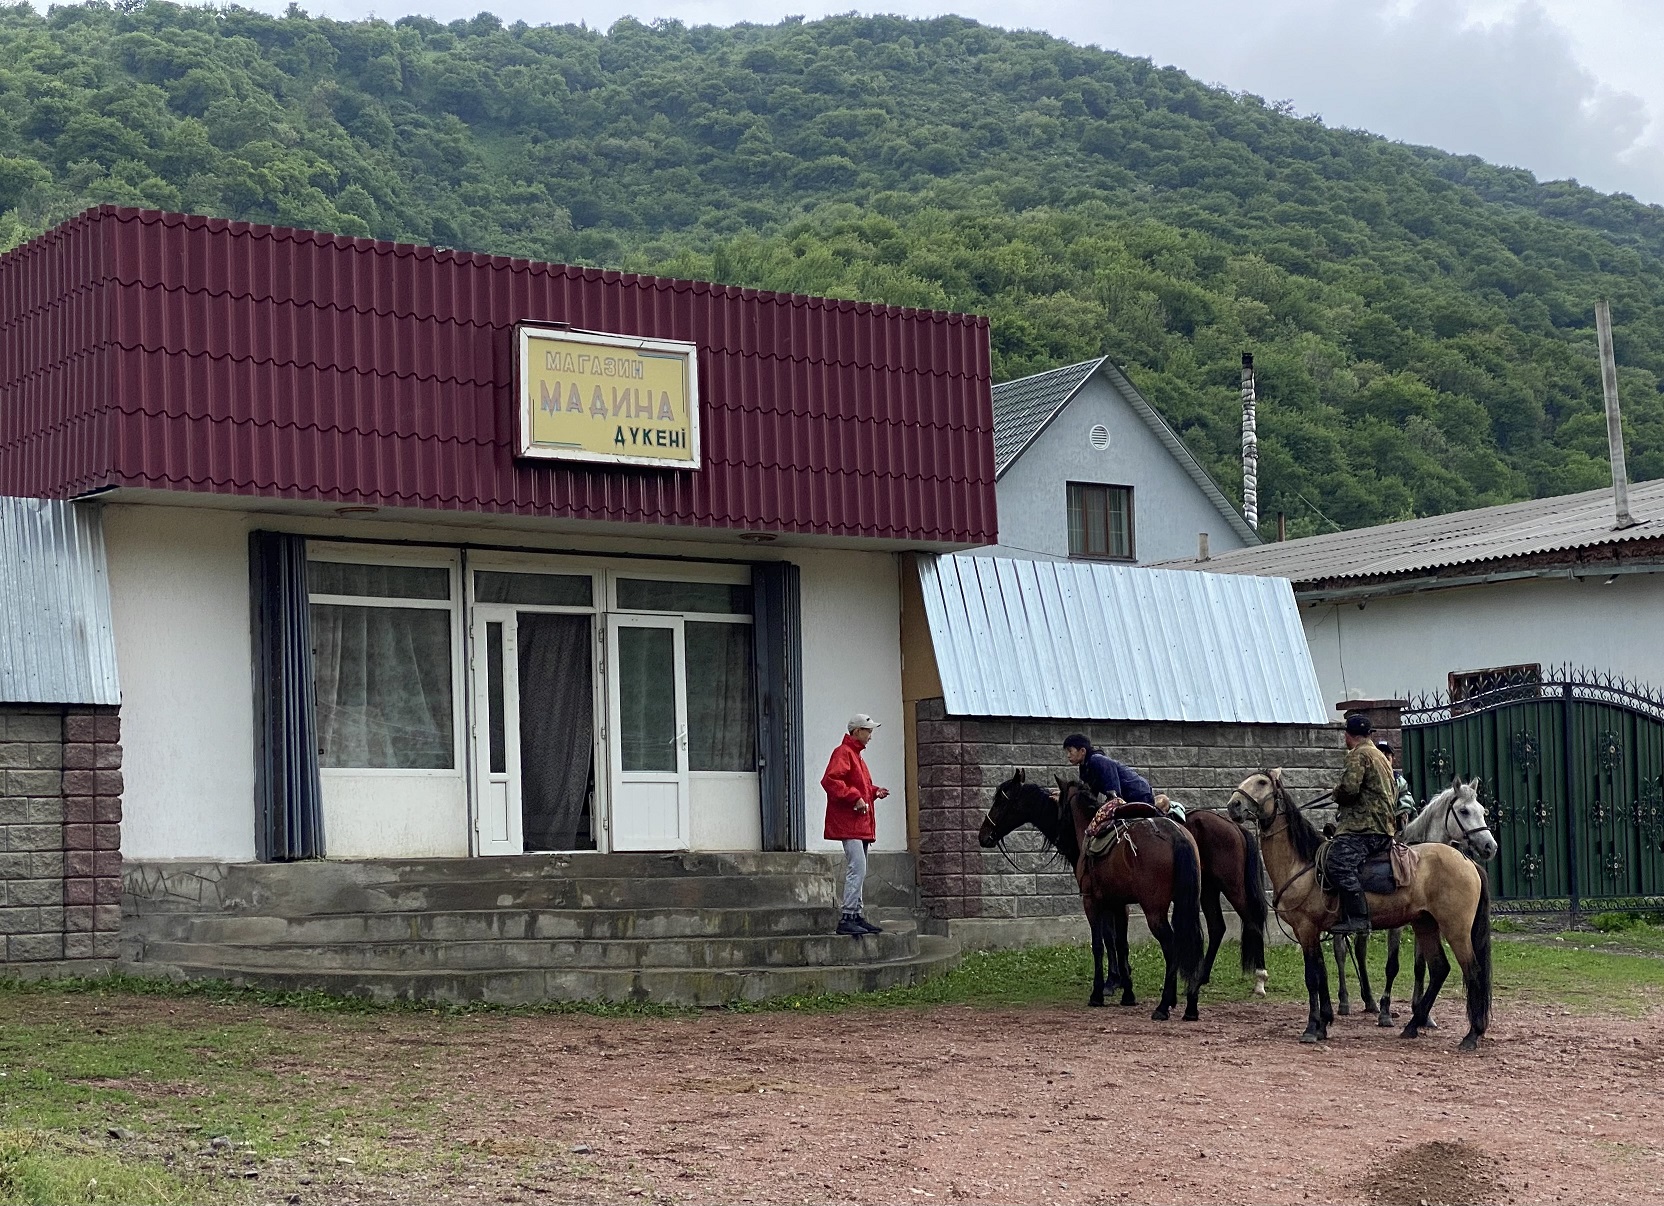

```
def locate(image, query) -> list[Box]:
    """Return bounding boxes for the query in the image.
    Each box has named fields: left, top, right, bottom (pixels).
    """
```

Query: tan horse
left=1227, top=769, right=1492, bottom=1051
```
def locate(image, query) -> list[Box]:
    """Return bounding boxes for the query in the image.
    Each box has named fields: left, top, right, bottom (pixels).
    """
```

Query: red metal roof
left=0, top=208, right=996, bottom=545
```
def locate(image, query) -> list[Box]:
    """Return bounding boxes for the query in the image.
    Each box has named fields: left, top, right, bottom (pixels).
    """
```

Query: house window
left=308, top=558, right=457, bottom=769
left=1067, top=483, right=1134, bottom=560
left=1450, top=664, right=1542, bottom=706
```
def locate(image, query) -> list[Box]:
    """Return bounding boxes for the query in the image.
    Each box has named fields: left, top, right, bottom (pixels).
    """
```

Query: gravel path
left=409, top=999, right=1664, bottom=1206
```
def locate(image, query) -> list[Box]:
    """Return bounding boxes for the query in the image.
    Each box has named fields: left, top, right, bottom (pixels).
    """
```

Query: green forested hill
left=5, top=3, right=1664, bottom=535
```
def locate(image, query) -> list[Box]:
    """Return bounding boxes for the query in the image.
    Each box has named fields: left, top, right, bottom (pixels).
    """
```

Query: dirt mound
left=1368, top=1139, right=1501, bottom=1206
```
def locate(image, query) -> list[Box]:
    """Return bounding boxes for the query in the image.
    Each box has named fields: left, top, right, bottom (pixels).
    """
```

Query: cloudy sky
left=250, top=0, right=1664, bottom=205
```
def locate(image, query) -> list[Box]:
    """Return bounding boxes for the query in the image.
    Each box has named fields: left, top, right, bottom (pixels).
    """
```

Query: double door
left=470, top=607, right=690, bottom=853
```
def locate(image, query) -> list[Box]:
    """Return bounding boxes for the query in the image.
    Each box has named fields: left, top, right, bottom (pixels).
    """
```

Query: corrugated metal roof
left=991, top=358, right=1258, bottom=546
left=0, top=497, right=119, bottom=705
left=916, top=552, right=1327, bottom=723
left=1158, top=477, right=1664, bottom=585
left=0, top=208, right=997, bottom=547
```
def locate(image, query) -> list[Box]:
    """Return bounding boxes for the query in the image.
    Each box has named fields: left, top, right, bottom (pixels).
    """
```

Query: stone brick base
left=914, top=697, right=1341, bottom=930
left=0, top=705, right=121, bottom=963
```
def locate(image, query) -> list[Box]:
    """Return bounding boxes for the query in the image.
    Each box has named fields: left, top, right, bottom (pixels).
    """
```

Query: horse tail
left=1170, top=826, right=1206, bottom=986
left=1467, top=863, right=1493, bottom=1036
left=1238, top=826, right=1269, bottom=975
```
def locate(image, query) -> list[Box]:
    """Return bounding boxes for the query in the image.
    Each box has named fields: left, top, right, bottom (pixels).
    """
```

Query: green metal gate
left=1401, top=669, right=1664, bottom=917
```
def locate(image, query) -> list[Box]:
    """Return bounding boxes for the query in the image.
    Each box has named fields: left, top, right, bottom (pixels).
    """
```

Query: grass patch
left=0, top=1128, right=211, bottom=1205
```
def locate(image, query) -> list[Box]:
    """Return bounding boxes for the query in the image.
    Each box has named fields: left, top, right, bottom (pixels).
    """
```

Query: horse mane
left=1003, top=778, right=1077, bottom=866
left=1401, top=783, right=1457, bottom=844
left=1271, top=775, right=1325, bottom=863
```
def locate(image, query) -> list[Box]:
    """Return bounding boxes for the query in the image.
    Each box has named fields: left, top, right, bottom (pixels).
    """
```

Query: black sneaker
left=855, top=915, right=884, bottom=934
left=836, top=914, right=865, bottom=936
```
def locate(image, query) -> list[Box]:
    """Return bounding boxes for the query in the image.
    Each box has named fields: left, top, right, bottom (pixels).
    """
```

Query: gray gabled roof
left=1157, top=477, right=1664, bottom=586
left=991, top=358, right=1259, bottom=546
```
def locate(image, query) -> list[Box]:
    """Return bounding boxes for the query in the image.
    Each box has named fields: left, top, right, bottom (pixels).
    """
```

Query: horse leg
left=1300, top=941, right=1329, bottom=1043
left=1147, top=909, right=1179, bottom=1022
left=1378, top=927, right=1401, bottom=1027
left=1088, top=909, right=1107, bottom=1008
left=1401, top=922, right=1449, bottom=1040
left=1198, top=882, right=1226, bottom=989
left=1113, top=908, right=1136, bottom=1007
left=1352, top=930, right=1376, bottom=1022
left=1330, top=934, right=1351, bottom=1016
left=1412, top=949, right=1438, bottom=1030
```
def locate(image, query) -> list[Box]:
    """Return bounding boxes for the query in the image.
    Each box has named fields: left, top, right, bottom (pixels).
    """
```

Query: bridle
left=1439, top=790, right=1496, bottom=851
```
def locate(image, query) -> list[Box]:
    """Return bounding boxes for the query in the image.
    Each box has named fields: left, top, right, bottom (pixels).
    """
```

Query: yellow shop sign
left=515, top=325, right=700, bottom=469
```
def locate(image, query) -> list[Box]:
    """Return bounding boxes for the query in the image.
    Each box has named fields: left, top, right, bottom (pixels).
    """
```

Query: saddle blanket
left=1317, top=839, right=1421, bottom=893
left=1083, top=800, right=1168, bottom=862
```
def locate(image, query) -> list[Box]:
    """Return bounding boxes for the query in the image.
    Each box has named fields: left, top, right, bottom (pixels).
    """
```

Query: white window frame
left=305, top=543, right=466, bottom=778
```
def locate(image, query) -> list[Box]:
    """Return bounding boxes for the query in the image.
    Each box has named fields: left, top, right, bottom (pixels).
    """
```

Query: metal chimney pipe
left=1594, top=299, right=1637, bottom=530
left=1241, top=352, right=1258, bottom=530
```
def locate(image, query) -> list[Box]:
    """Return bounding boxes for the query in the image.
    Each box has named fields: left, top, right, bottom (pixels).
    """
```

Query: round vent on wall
left=1088, top=424, right=1112, bottom=451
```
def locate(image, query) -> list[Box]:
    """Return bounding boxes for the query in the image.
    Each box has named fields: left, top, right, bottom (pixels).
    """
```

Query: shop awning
left=916, top=553, right=1327, bottom=724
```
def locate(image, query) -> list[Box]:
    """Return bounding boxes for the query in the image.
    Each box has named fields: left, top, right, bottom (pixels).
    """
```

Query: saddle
left=1316, top=839, right=1421, bottom=894
left=1083, top=798, right=1168, bottom=862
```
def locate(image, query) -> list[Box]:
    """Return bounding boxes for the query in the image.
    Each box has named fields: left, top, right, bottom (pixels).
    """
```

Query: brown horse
left=979, top=770, right=1205, bottom=1021
left=1181, top=807, right=1270, bottom=996
left=1228, top=769, right=1492, bottom=1051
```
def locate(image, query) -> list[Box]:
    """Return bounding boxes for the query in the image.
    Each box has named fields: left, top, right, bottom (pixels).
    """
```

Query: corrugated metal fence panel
left=917, top=553, right=1327, bottom=724
left=0, top=209, right=997, bottom=546
left=0, top=497, right=120, bottom=705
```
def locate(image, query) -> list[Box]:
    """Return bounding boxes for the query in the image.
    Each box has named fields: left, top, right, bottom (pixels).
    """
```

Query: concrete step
left=122, top=935, right=962, bottom=1007
left=131, top=924, right=920, bottom=972
left=127, top=873, right=837, bottom=916
left=126, top=905, right=845, bottom=945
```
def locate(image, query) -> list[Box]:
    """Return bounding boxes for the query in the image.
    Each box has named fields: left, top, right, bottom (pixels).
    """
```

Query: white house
left=1161, top=478, right=1664, bottom=704
left=985, top=357, right=1258, bottom=564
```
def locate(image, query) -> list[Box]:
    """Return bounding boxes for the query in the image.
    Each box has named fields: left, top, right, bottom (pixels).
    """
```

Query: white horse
left=1331, top=778, right=1497, bottom=1027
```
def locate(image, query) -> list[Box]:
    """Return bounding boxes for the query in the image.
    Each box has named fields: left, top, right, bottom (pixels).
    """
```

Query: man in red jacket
left=823, top=713, right=890, bottom=936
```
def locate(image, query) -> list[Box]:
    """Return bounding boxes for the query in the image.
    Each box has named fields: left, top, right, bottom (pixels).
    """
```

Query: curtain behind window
left=517, top=613, right=595, bottom=850
left=311, top=605, right=454, bottom=768
left=686, top=622, right=755, bottom=771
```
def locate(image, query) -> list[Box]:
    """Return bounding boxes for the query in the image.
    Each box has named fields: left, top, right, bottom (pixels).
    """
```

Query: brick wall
left=0, top=705, right=121, bottom=963
left=914, top=697, right=1342, bottom=927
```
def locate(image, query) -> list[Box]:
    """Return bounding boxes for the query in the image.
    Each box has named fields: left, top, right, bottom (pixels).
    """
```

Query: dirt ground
left=342, top=998, right=1664, bottom=1206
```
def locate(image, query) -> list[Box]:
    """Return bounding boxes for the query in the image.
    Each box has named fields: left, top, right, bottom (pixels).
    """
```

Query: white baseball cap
left=847, top=714, right=881, bottom=733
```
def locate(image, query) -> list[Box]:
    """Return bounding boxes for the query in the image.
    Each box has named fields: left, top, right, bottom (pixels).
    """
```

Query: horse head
left=979, top=768, right=1057, bottom=848
left=1437, top=776, right=1499, bottom=861
left=1229, top=768, right=1284, bottom=828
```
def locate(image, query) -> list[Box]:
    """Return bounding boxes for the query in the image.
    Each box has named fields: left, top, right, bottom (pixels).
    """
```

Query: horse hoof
left=1400, top=1024, right=1421, bottom=1039
left=1182, top=1010, right=1200, bottom=1022
left=1337, top=1002, right=1350, bottom=1016
left=1119, top=996, right=1137, bottom=1008
left=1253, top=971, right=1268, bottom=997
left=1299, top=1030, right=1321, bottom=1044
left=1377, top=1014, right=1394, bottom=1028
left=1088, top=996, right=1105, bottom=1008
left=1425, top=1019, right=1440, bottom=1031
left=1459, top=1036, right=1480, bottom=1053
left=1151, top=1007, right=1170, bottom=1021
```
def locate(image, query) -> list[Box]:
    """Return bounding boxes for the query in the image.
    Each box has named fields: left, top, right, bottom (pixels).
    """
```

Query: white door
left=606, top=614, right=690, bottom=851
left=470, top=608, right=523, bottom=855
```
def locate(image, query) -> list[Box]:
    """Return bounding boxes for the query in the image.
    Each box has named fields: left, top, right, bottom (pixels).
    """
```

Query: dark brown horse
left=979, top=770, right=1205, bottom=1021
left=1182, top=807, right=1270, bottom=996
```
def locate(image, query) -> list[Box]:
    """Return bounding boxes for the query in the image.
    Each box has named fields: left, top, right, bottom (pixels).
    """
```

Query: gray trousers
left=841, top=838, right=869, bottom=914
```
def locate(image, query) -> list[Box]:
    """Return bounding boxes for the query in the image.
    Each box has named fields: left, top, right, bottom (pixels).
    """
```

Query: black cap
left=1375, top=740, right=1394, bottom=756
left=1344, top=713, right=1373, bottom=737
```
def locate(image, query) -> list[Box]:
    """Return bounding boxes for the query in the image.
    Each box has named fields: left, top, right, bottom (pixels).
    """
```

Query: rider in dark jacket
left=1062, top=734, right=1156, bottom=805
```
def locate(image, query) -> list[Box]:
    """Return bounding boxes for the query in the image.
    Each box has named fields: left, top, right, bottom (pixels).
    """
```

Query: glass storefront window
left=311, top=603, right=455, bottom=769
left=616, top=578, right=751, bottom=615
left=685, top=622, right=755, bottom=771
left=475, top=571, right=592, bottom=607
left=309, top=561, right=450, bottom=600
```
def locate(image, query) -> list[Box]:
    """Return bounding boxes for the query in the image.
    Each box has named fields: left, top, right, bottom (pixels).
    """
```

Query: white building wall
left=1304, top=573, right=1664, bottom=705
left=987, top=375, right=1248, bottom=565
left=100, top=501, right=906, bottom=860
left=103, top=504, right=258, bottom=861
left=796, top=548, right=907, bottom=853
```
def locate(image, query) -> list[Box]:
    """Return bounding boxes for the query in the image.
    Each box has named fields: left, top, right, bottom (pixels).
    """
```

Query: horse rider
left=1375, top=739, right=1416, bottom=832
left=1328, top=714, right=1399, bottom=936
left=1061, top=734, right=1156, bottom=806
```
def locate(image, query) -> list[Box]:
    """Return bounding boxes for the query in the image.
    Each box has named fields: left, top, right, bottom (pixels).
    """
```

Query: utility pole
left=1241, top=352, right=1258, bottom=531
left=1594, top=299, right=1637, bottom=530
